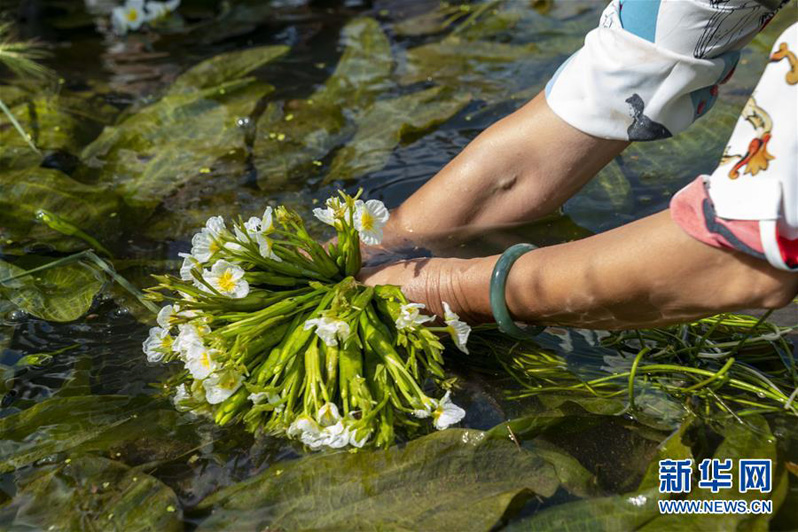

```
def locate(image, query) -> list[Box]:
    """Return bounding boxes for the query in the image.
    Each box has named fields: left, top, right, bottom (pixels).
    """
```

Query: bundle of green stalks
left=480, top=312, right=798, bottom=420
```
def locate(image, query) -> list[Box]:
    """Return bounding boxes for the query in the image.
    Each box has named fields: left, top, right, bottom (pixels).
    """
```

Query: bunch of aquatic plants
left=144, top=191, right=471, bottom=450
left=487, top=312, right=798, bottom=420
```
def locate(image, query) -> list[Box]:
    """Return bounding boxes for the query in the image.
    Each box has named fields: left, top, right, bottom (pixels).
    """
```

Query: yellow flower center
left=160, top=335, right=174, bottom=351
left=200, top=350, right=211, bottom=369
left=127, top=8, right=139, bottom=22
left=360, top=211, right=374, bottom=232
left=217, top=270, right=236, bottom=293
left=209, top=240, right=220, bottom=254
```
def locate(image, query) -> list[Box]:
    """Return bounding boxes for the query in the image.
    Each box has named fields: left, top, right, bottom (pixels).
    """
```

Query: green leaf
left=0, top=93, right=118, bottom=165
left=0, top=257, right=103, bottom=322
left=83, top=81, right=273, bottom=209
left=0, top=166, right=122, bottom=252
left=0, top=395, right=201, bottom=473
left=168, top=45, right=289, bottom=95
left=506, top=417, right=694, bottom=531
left=0, top=396, right=137, bottom=473
left=325, top=86, right=471, bottom=182
left=1, top=454, right=182, bottom=531
left=400, top=36, right=542, bottom=104
left=197, top=429, right=564, bottom=531
left=253, top=17, right=393, bottom=189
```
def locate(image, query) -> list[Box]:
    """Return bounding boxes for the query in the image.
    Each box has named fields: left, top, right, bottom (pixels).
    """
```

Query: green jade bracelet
left=489, top=243, right=545, bottom=340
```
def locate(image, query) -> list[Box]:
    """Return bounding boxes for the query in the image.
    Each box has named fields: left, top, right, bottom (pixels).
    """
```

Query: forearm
left=366, top=211, right=798, bottom=330
left=383, top=92, right=629, bottom=249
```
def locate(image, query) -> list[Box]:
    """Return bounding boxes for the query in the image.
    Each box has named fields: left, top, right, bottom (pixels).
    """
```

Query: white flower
left=179, top=253, right=202, bottom=282
left=142, top=326, right=173, bottom=363
left=287, top=415, right=316, bottom=438
left=184, top=344, right=219, bottom=380
left=156, top=305, right=175, bottom=329
left=111, top=0, right=145, bottom=35
left=191, top=216, right=227, bottom=262
left=320, top=421, right=350, bottom=449
left=203, top=370, right=244, bottom=405
left=235, top=207, right=281, bottom=261
left=203, top=260, right=249, bottom=298
left=432, top=391, right=466, bottom=430
left=317, top=402, right=341, bottom=427
left=313, top=207, right=336, bottom=226
left=313, top=196, right=348, bottom=227
left=303, top=317, right=350, bottom=347
left=287, top=410, right=357, bottom=450
left=395, top=303, right=434, bottom=330
left=173, top=383, right=192, bottom=411
left=443, top=302, right=471, bottom=354
left=173, top=321, right=208, bottom=357
left=144, top=0, right=180, bottom=21
left=354, top=199, right=389, bottom=245
left=348, top=428, right=370, bottom=448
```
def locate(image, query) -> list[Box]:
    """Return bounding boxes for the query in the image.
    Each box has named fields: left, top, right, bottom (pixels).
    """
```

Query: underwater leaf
left=0, top=257, right=103, bottom=322
left=0, top=94, right=117, bottom=160
left=0, top=395, right=199, bottom=473
left=2, top=454, right=182, bottom=531
left=319, top=17, right=394, bottom=105
left=0, top=396, right=138, bottom=473
left=325, top=86, right=471, bottom=182
left=0, top=166, right=122, bottom=252
left=83, top=80, right=272, bottom=208
left=253, top=17, right=393, bottom=188
left=168, top=45, right=290, bottom=95
left=401, top=37, right=543, bottom=103
left=197, top=429, right=563, bottom=531
left=506, top=416, right=694, bottom=531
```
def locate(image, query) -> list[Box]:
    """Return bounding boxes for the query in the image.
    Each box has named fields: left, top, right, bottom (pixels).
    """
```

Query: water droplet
left=8, top=309, right=28, bottom=322
left=236, top=117, right=250, bottom=128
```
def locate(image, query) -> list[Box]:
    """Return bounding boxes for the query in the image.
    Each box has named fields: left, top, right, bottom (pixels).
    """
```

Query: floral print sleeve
left=671, top=23, right=798, bottom=272
left=545, top=0, right=788, bottom=141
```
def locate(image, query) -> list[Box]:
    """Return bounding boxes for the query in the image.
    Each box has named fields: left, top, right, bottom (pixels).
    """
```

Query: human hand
left=358, top=256, right=495, bottom=323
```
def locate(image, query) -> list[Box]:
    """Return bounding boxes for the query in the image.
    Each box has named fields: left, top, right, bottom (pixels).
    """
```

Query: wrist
left=434, top=256, right=496, bottom=323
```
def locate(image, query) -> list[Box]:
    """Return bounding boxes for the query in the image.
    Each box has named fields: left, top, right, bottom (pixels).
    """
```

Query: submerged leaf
left=197, top=429, right=563, bottom=531
left=0, top=93, right=117, bottom=165
left=0, top=395, right=200, bottom=473
left=0, top=258, right=103, bottom=322
left=506, top=417, right=693, bottom=531
left=2, top=454, right=181, bottom=531
left=253, top=17, right=394, bottom=188
left=168, top=45, right=289, bottom=95
left=401, top=36, right=542, bottom=103
left=83, top=81, right=272, bottom=208
left=326, top=86, right=471, bottom=182
left=0, top=396, right=136, bottom=472
left=0, top=167, right=121, bottom=252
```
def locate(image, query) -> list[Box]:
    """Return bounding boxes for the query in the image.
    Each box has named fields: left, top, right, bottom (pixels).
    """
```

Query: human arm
left=361, top=210, right=798, bottom=330
left=381, top=92, right=628, bottom=250
left=379, top=0, right=786, bottom=251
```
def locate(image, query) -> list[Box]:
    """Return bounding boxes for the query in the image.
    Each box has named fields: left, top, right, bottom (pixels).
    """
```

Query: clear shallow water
left=1, top=1, right=797, bottom=530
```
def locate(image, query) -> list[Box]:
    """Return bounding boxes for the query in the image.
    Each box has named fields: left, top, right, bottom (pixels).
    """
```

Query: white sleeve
left=545, top=0, right=787, bottom=141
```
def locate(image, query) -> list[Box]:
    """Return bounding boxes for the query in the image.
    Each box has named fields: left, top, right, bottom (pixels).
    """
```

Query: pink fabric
left=671, top=177, right=798, bottom=269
